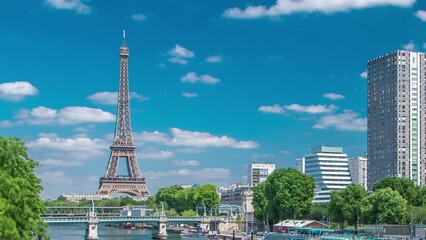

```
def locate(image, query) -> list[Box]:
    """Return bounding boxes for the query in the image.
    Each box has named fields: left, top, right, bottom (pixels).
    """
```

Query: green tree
left=342, top=184, right=367, bottom=229
left=373, top=177, right=418, bottom=206
left=361, top=188, right=407, bottom=224
left=252, top=182, right=269, bottom=223
left=181, top=209, right=196, bottom=217
left=310, top=204, right=328, bottom=221
left=155, top=185, right=184, bottom=210
left=263, top=168, right=315, bottom=224
left=0, top=137, right=48, bottom=240
left=329, top=190, right=345, bottom=229
left=192, top=184, right=219, bottom=211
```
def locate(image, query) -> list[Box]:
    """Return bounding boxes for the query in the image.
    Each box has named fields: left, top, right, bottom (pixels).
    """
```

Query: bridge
left=42, top=203, right=244, bottom=240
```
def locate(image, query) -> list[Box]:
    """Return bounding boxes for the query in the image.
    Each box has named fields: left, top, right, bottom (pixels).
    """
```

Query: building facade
left=62, top=194, right=111, bottom=202
left=218, top=183, right=253, bottom=213
left=368, top=50, right=426, bottom=189
left=348, top=156, right=368, bottom=190
left=300, top=146, right=352, bottom=204
left=247, top=162, right=276, bottom=186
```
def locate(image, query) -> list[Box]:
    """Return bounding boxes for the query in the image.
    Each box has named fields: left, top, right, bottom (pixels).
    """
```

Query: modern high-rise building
left=367, top=50, right=426, bottom=189
left=247, top=162, right=276, bottom=186
left=299, top=146, right=352, bottom=204
left=348, top=156, right=368, bottom=191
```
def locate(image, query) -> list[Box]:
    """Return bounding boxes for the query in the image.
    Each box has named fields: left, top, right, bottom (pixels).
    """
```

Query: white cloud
left=415, top=10, right=426, bottom=21
left=360, top=70, right=368, bottom=79
left=134, top=131, right=170, bottom=144
left=139, top=149, right=175, bottom=160
left=26, top=136, right=108, bottom=152
left=0, top=81, right=38, bottom=101
left=172, top=160, right=199, bottom=166
left=323, top=93, right=345, bottom=100
left=280, top=150, right=290, bottom=154
left=134, top=128, right=258, bottom=149
left=167, top=128, right=259, bottom=149
left=131, top=13, right=146, bottom=21
left=145, top=168, right=230, bottom=180
left=259, top=103, right=336, bottom=114
left=169, top=57, right=188, bottom=65
left=402, top=41, right=416, bottom=51
left=168, top=45, right=194, bottom=65
left=39, top=159, right=84, bottom=167
left=313, top=110, right=367, bottom=132
left=258, top=104, right=285, bottom=114
left=16, top=106, right=115, bottom=125
left=286, top=104, right=337, bottom=114
left=205, top=55, right=222, bottom=63
left=44, top=0, right=91, bottom=14
left=0, top=120, right=13, bottom=128
left=87, top=91, right=148, bottom=105
left=223, top=0, right=414, bottom=19
left=181, top=72, right=220, bottom=84
left=182, top=92, right=198, bottom=98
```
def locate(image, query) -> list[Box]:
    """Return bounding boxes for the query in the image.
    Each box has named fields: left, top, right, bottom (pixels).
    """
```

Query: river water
left=46, top=226, right=183, bottom=240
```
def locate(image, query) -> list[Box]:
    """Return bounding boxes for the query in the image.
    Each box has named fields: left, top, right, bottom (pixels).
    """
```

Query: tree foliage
left=252, top=168, right=315, bottom=225
left=361, top=188, right=407, bottom=224
left=328, top=184, right=368, bottom=229
left=252, top=182, right=268, bottom=223
left=0, top=137, right=48, bottom=240
left=373, top=177, right=418, bottom=205
left=155, top=184, right=219, bottom=214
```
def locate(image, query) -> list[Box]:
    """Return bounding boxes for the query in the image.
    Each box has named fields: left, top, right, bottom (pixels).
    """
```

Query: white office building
left=299, top=146, right=352, bottom=204
left=247, top=162, right=276, bottom=186
left=348, top=156, right=368, bottom=190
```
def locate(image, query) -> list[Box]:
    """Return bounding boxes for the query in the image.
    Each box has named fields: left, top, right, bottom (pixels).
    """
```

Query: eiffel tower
left=97, top=31, right=150, bottom=198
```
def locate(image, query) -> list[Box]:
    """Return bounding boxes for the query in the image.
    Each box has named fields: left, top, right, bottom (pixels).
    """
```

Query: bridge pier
left=157, top=216, right=168, bottom=239
left=200, top=216, right=210, bottom=233
left=84, top=216, right=99, bottom=240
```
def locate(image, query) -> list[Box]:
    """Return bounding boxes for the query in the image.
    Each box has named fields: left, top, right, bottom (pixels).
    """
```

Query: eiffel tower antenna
left=96, top=32, right=150, bottom=198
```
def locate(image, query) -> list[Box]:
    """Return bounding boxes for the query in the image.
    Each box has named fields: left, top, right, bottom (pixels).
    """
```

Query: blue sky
left=1, top=0, right=425, bottom=199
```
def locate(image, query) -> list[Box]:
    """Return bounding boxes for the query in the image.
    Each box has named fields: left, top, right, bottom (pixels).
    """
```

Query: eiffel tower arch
left=96, top=31, right=150, bottom=198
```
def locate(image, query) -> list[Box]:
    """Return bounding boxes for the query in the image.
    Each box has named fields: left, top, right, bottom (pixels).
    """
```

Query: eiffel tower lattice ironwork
left=97, top=31, right=150, bottom=198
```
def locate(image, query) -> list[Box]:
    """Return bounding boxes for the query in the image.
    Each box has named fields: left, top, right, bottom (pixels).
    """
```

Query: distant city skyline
left=0, top=0, right=425, bottom=199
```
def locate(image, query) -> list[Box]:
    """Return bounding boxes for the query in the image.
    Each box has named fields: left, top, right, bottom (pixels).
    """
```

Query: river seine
left=46, top=226, right=183, bottom=240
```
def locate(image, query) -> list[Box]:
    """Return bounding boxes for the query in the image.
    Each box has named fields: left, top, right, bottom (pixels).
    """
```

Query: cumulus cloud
left=323, top=93, right=345, bottom=100
left=258, top=104, right=285, bottom=114
left=87, top=91, right=148, bottom=105
left=44, top=0, right=91, bottom=14
left=131, top=13, right=146, bottom=21
left=181, top=72, right=220, bottom=84
left=167, top=128, right=258, bottom=149
left=0, top=120, right=13, bottom=128
left=39, top=159, right=84, bottom=167
left=415, top=10, right=426, bottom=21
left=134, top=131, right=170, bottom=144
left=402, top=41, right=416, bottom=51
left=145, top=168, right=230, bottom=180
left=26, top=135, right=108, bottom=151
left=16, top=106, right=115, bottom=125
left=168, top=45, right=194, bottom=65
left=134, top=128, right=258, bottom=149
left=259, top=104, right=336, bottom=114
left=139, top=149, right=175, bottom=160
left=223, top=0, right=414, bottom=19
left=182, top=92, right=198, bottom=98
left=205, top=55, right=222, bottom=63
left=313, top=110, right=367, bottom=132
left=172, top=160, right=199, bottom=166
left=0, top=81, right=38, bottom=101
left=360, top=70, right=368, bottom=79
